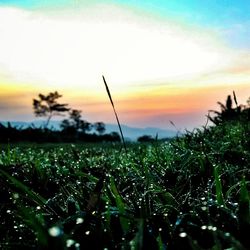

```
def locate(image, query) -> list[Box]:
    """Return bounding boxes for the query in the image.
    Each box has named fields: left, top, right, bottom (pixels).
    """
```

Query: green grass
left=0, top=120, right=249, bottom=249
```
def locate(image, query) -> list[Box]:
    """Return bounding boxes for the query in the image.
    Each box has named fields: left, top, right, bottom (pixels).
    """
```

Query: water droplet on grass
left=76, top=218, right=83, bottom=224
left=13, top=193, right=19, bottom=199
left=48, top=226, right=62, bottom=237
left=179, top=232, right=187, bottom=238
left=66, top=239, right=75, bottom=247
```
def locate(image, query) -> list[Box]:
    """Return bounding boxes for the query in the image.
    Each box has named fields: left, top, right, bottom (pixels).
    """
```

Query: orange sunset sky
left=0, top=1, right=250, bottom=130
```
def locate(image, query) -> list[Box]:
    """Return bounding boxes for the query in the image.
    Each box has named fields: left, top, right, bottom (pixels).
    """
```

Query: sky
left=0, top=0, right=249, bottom=130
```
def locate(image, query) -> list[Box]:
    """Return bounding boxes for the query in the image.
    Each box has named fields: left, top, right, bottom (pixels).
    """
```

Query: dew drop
left=48, top=226, right=61, bottom=237
left=179, top=232, right=187, bottom=238
left=66, top=239, right=75, bottom=247
left=76, top=218, right=84, bottom=224
left=13, top=193, right=19, bottom=199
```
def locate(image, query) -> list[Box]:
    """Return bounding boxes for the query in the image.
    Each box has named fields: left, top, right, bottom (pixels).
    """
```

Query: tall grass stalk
left=102, top=75, right=127, bottom=154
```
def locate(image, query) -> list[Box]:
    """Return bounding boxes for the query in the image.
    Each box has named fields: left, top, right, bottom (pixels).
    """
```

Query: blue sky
left=2, top=0, right=249, bottom=24
left=116, top=0, right=250, bottom=49
left=1, top=0, right=249, bottom=48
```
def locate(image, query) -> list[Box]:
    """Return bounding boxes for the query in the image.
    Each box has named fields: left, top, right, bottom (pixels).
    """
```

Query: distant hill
left=0, top=120, right=177, bottom=141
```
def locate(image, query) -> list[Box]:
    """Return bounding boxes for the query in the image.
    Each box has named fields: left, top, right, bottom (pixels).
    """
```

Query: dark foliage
left=0, top=123, right=120, bottom=143
left=137, top=135, right=155, bottom=142
left=208, top=91, right=250, bottom=125
left=33, top=91, right=70, bottom=128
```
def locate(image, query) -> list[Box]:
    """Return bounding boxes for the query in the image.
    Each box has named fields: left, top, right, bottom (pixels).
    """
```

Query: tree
left=69, top=109, right=82, bottom=131
left=94, top=122, right=106, bottom=135
left=33, top=91, right=70, bottom=128
left=60, top=109, right=93, bottom=134
left=137, top=135, right=154, bottom=142
left=79, top=120, right=92, bottom=133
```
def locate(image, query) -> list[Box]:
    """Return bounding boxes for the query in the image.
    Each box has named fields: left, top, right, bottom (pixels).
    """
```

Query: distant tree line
left=0, top=91, right=121, bottom=143
left=1, top=91, right=249, bottom=143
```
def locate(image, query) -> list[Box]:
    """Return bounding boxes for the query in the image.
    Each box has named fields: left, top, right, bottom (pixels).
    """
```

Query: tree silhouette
left=61, top=109, right=92, bottom=134
left=79, top=120, right=92, bottom=133
left=137, top=135, right=154, bottom=142
left=70, top=109, right=82, bottom=131
left=94, top=122, right=106, bottom=135
left=33, top=91, right=70, bottom=128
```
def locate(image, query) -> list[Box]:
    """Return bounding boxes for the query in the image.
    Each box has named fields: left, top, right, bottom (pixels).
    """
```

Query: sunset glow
left=0, top=1, right=249, bottom=130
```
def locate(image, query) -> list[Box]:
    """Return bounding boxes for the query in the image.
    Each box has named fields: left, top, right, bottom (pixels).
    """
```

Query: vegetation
left=208, top=91, right=250, bottom=125
left=0, top=94, right=249, bottom=249
left=137, top=135, right=155, bottom=142
left=0, top=122, right=121, bottom=143
left=0, top=91, right=121, bottom=143
left=33, top=91, right=70, bottom=128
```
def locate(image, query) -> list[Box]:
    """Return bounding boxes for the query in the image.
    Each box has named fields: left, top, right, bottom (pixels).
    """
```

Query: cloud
left=0, top=5, right=236, bottom=93
left=1, top=4, right=249, bottom=128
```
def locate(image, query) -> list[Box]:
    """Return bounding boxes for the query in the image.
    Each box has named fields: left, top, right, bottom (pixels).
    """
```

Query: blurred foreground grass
left=0, top=120, right=249, bottom=249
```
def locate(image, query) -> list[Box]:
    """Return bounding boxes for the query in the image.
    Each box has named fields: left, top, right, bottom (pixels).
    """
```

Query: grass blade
left=110, top=177, right=129, bottom=233
left=18, top=207, right=49, bottom=247
left=239, top=176, right=250, bottom=225
left=238, top=176, right=250, bottom=248
left=233, top=90, right=238, bottom=107
left=102, top=75, right=127, bottom=154
left=214, top=166, right=225, bottom=206
left=0, top=169, right=46, bottom=206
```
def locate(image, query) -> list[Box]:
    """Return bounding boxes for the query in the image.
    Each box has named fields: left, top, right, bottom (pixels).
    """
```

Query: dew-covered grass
left=0, top=121, right=249, bottom=249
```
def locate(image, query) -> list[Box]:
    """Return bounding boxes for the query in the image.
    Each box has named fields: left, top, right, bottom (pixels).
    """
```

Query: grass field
left=0, top=120, right=249, bottom=249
